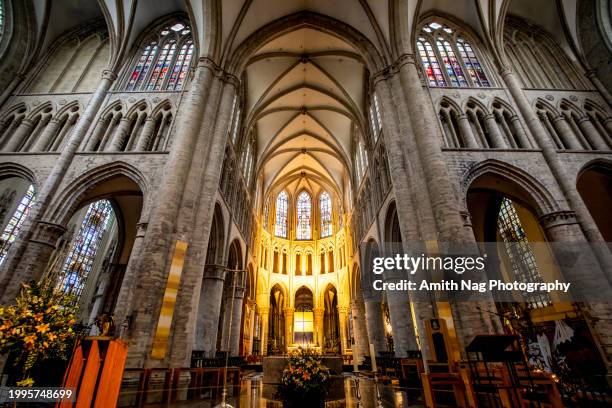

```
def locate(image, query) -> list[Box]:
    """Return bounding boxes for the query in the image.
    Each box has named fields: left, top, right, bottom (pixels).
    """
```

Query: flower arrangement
left=277, top=348, right=330, bottom=406
left=0, top=279, right=79, bottom=387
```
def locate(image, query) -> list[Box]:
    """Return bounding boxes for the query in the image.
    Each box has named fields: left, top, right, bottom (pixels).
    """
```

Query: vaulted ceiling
left=246, top=27, right=365, bottom=202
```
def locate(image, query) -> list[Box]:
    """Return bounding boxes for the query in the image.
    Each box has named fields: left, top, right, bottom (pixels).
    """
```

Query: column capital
left=135, top=222, right=148, bottom=237
left=498, top=66, right=514, bottom=78
left=313, top=307, right=325, bottom=315
left=19, top=119, right=35, bottom=128
left=30, top=220, right=67, bottom=248
left=259, top=306, right=270, bottom=314
left=203, top=265, right=226, bottom=281
left=575, top=115, right=591, bottom=124
left=460, top=210, right=473, bottom=228
left=283, top=307, right=294, bottom=316
left=337, top=305, right=349, bottom=314
left=538, top=210, right=578, bottom=230
left=102, top=70, right=117, bottom=81
left=371, top=53, right=417, bottom=85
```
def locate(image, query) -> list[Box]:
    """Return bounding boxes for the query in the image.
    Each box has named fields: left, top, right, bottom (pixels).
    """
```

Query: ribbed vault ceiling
left=247, top=27, right=365, bottom=200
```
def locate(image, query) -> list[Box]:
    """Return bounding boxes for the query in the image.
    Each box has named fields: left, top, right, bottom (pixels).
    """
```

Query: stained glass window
left=125, top=22, right=193, bottom=91
left=0, top=185, right=36, bottom=265
left=417, top=21, right=490, bottom=88
left=296, top=191, right=312, bottom=240
left=263, top=197, right=270, bottom=229
left=56, top=200, right=114, bottom=299
left=497, top=198, right=550, bottom=308
left=231, top=108, right=242, bottom=144
left=320, top=191, right=332, bottom=238
left=0, top=0, right=4, bottom=42
left=275, top=191, right=288, bottom=238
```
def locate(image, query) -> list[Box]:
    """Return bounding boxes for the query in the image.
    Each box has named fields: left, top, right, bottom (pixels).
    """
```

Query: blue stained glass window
left=319, top=191, right=332, bottom=238
left=56, top=200, right=114, bottom=299
left=275, top=191, right=288, bottom=238
left=125, top=21, right=193, bottom=91
left=417, top=21, right=491, bottom=88
left=0, top=185, right=36, bottom=265
left=296, top=191, right=311, bottom=240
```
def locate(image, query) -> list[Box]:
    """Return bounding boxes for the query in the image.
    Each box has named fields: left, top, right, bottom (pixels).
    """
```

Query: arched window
left=263, top=196, right=270, bottom=229
left=56, top=200, right=115, bottom=299
left=497, top=198, right=550, bottom=308
left=0, top=184, right=35, bottom=265
left=320, top=191, right=332, bottom=238
left=296, top=191, right=312, bottom=240
left=275, top=191, right=288, bottom=238
left=0, top=1, right=5, bottom=42
left=369, top=94, right=383, bottom=142
left=417, top=21, right=491, bottom=88
left=125, top=22, right=194, bottom=91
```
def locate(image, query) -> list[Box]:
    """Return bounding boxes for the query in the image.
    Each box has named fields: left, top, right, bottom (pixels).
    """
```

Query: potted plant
left=277, top=348, right=330, bottom=407
left=0, top=279, right=78, bottom=386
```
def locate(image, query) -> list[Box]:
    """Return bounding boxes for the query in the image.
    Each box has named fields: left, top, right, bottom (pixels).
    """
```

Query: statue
left=94, top=313, right=116, bottom=337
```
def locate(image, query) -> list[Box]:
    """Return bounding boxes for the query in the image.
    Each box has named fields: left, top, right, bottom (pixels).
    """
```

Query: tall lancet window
left=56, top=200, right=114, bottom=299
left=320, top=191, right=332, bottom=238
left=296, top=191, right=312, bottom=240
left=497, top=198, right=550, bottom=309
left=417, top=21, right=490, bottom=88
left=125, top=22, right=194, bottom=91
left=0, top=185, right=36, bottom=265
left=0, top=1, right=4, bottom=42
left=275, top=191, right=288, bottom=238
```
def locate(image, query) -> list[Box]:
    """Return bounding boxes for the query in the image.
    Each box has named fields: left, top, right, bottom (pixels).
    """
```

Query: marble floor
left=141, top=373, right=426, bottom=407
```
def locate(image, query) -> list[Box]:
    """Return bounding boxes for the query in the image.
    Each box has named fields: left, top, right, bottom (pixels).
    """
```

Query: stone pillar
left=313, top=307, right=324, bottom=348
left=603, top=117, right=612, bottom=136
left=195, top=265, right=225, bottom=356
left=32, top=119, right=61, bottom=152
left=247, top=301, right=256, bottom=355
left=283, top=307, right=294, bottom=351
left=363, top=300, right=387, bottom=356
left=350, top=300, right=370, bottom=364
left=0, top=70, right=117, bottom=302
left=483, top=114, right=508, bottom=148
left=457, top=114, right=479, bottom=148
left=114, top=222, right=148, bottom=328
left=551, top=115, right=582, bottom=149
left=500, top=67, right=612, bottom=272
left=508, top=115, right=532, bottom=148
left=585, top=69, right=612, bottom=108
left=576, top=116, right=608, bottom=150
left=259, top=307, right=269, bottom=356
left=135, top=117, right=156, bottom=151
left=337, top=306, right=349, bottom=355
left=105, top=117, right=131, bottom=151
left=1, top=119, right=33, bottom=152
left=226, top=286, right=245, bottom=356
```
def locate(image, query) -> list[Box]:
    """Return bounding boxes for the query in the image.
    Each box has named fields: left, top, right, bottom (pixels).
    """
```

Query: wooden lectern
left=58, top=337, right=128, bottom=408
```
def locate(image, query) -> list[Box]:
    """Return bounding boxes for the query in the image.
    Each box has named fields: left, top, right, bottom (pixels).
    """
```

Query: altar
left=262, top=355, right=343, bottom=383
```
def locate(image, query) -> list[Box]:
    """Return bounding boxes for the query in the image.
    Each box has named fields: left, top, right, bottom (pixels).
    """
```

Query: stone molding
left=29, top=220, right=67, bottom=248
left=538, top=210, right=578, bottom=229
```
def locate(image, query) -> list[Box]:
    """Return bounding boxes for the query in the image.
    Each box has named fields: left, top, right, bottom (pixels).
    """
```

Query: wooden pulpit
left=58, top=337, right=128, bottom=408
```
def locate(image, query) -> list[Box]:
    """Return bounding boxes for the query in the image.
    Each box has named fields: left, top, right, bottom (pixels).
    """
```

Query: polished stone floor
left=144, top=373, right=425, bottom=407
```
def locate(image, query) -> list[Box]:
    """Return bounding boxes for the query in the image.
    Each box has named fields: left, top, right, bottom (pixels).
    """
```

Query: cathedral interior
left=0, top=0, right=610, bottom=406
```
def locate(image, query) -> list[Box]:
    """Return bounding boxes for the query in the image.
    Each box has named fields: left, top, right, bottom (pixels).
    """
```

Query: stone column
left=551, top=115, right=582, bottom=149
left=337, top=306, right=349, bottom=355
left=500, top=66, right=612, bottom=273
left=0, top=70, right=117, bottom=302
left=508, top=115, right=532, bottom=148
left=313, top=307, right=324, bottom=348
left=105, top=117, right=131, bottom=151
left=283, top=308, right=294, bottom=351
left=350, top=300, right=370, bottom=364
left=363, top=300, right=387, bottom=356
left=457, top=114, right=479, bottom=148
left=135, top=117, right=156, bottom=151
left=259, top=307, right=269, bottom=355
left=483, top=114, right=508, bottom=148
left=32, top=119, right=61, bottom=152
left=194, top=265, right=225, bottom=356
left=585, top=69, right=612, bottom=108
left=576, top=116, right=608, bottom=150
left=247, top=301, right=256, bottom=355
left=227, top=286, right=246, bottom=356
left=1, top=119, right=33, bottom=152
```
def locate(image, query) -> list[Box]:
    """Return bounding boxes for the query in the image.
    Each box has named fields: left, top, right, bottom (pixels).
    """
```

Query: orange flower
left=35, top=323, right=50, bottom=333
left=46, top=332, right=57, bottom=341
left=24, top=335, right=36, bottom=349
